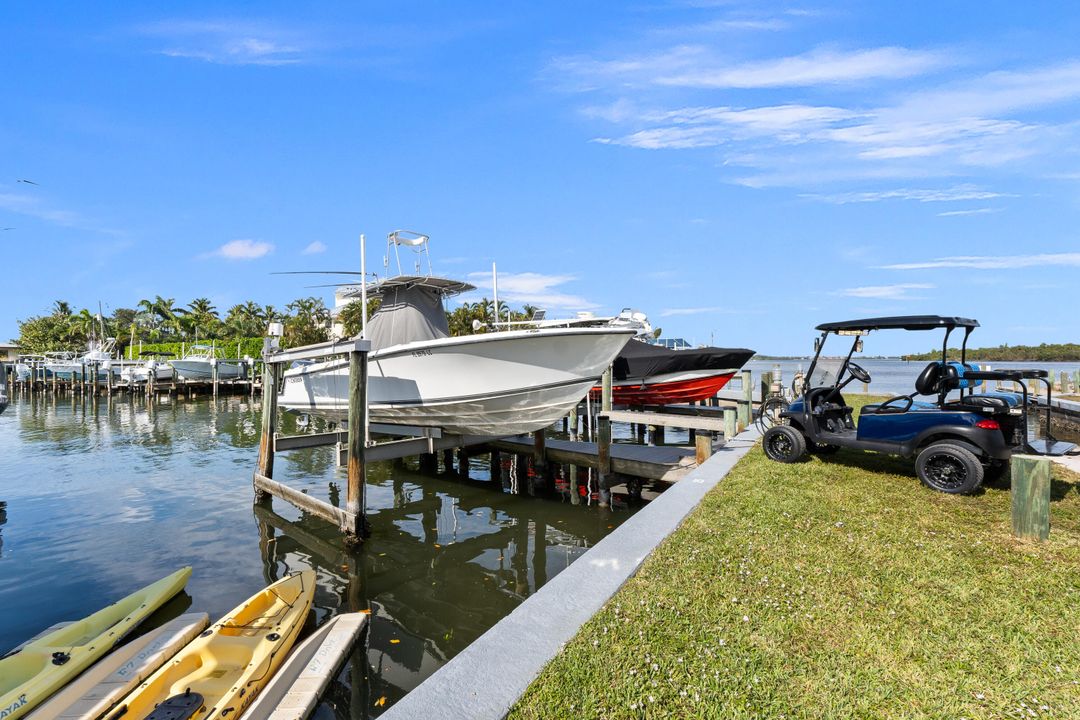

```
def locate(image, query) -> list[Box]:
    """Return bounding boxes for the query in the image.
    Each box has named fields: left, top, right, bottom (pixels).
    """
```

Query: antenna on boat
left=360, top=233, right=367, bottom=338
left=492, top=262, right=499, bottom=330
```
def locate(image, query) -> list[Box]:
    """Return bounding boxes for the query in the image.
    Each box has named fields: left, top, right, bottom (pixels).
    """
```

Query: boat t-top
left=279, top=231, right=637, bottom=436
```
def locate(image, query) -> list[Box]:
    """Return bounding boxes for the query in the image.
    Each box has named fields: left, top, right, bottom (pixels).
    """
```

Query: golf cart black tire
left=915, top=442, right=984, bottom=494
left=763, top=425, right=807, bottom=463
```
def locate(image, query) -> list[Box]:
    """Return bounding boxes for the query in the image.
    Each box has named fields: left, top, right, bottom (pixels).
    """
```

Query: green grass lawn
left=511, top=397, right=1080, bottom=719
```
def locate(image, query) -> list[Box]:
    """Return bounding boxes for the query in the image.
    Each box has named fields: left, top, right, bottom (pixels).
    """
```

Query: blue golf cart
left=762, top=315, right=1076, bottom=493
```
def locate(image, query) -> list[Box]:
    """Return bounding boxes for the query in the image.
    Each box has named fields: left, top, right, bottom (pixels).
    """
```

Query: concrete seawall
left=381, top=427, right=762, bottom=720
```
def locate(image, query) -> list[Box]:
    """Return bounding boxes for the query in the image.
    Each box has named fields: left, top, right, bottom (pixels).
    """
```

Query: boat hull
left=280, top=328, right=635, bottom=436
left=169, top=360, right=243, bottom=380
left=120, top=365, right=175, bottom=383
left=590, top=369, right=739, bottom=405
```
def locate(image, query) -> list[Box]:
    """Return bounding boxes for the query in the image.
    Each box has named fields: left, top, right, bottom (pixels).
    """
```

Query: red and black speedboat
left=590, top=340, right=754, bottom=406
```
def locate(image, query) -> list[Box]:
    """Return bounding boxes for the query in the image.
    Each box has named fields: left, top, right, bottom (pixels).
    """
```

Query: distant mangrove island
left=902, top=343, right=1080, bottom=362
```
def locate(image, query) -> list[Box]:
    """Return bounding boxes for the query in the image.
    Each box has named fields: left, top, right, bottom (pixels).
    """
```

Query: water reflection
left=252, top=460, right=613, bottom=716
left=0, top=395, right=633, bottom=717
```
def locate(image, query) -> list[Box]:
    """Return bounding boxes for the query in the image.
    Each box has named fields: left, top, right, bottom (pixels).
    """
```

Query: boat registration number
left=411, top=349, right=433, bottom=357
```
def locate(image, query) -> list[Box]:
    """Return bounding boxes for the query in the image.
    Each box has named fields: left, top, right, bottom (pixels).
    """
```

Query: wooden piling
left=533, top=430, right=547, bottom=474
left=254, top=361, right=279, bottom=505
left=344, top=348, right=368, bottom=544
left=597, top=366, right=613, bottom=507
left=515, top=453, right=528, bottom=495
left=695, top=431, right=713, bottom=465
left=724, top=407, right=737, bottom=440
left=760, top=371, right=773, bottom=404
left=489, top=450, right=501, bottom=483
left=212, top=359, right=219, bottom=398
left=457, top=448, right=470, bottom=479
left=568, top=405, right=578, bottom=441
left=1011, top=454, right=1051, bottom=541
left=739, top=369, right=752, bottom=431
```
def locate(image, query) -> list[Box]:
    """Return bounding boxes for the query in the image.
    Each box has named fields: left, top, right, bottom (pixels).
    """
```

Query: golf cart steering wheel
left=847, top=362, right=871, bottom=384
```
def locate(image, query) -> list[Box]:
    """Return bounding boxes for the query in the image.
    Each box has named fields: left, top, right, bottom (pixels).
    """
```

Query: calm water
left=746, top=358, right=1080, bottom=396
left=0, top=393, right=637, bottom=717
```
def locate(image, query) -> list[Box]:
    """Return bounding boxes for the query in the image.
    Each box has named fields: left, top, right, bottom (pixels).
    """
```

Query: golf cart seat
left=950, top=395, right=1011, bottom=411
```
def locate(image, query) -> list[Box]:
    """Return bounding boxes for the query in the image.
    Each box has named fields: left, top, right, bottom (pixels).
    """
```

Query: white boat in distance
left=44, top=338, right=117, bottom=380
left=280, top=233, right=634, bottom=436
left=169, top=345, right=243, bottom=380
left=120, top=352, right=176, bottom=384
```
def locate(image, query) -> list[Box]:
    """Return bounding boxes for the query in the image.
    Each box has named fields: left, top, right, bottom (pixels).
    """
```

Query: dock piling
left=597, top=366, right=613, bottom=507
left=1011, top=454, right=1051, bottom=541
left=738, top=369, right=752, bottom=430
left=344, top=348, right=368, bottom=545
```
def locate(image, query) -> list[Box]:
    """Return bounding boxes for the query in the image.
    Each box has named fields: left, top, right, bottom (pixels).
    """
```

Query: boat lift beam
left=254, top=336, right=373, bottom=547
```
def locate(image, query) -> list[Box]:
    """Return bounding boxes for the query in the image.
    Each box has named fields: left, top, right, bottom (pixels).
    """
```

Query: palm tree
left=187, top=298, right=220, bottom=338
left=152, top=296, right=187, bottom=338
left=70, top=308, right=96, bottom=345
left=52, top=300, right=72, bottom=317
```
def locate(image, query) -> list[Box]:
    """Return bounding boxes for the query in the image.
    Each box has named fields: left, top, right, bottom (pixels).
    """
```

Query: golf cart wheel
left=915, top=442, right=984, bottom=494
left=762, top=425, right=807, bottom=463
left=807, top=442, right=840, bottom=455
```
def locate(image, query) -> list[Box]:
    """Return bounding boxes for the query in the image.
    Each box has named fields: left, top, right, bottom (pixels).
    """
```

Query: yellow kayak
left=108, top=571, right=315, bottom=720
left=0, top=567, right=192, bottom=720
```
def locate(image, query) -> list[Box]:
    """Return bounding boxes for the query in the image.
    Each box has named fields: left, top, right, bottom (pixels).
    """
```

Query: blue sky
left=2, top=1, right=1079, bottom=355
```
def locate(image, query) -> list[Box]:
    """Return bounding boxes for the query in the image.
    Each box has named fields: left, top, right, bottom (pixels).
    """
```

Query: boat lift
left=253, top=329, right=493, bottom=547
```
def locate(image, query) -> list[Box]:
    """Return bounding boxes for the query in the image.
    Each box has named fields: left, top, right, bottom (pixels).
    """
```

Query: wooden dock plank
left=601, top=409, right=728, bottom=432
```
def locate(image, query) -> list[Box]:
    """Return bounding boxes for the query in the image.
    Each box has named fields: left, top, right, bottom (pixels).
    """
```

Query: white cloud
left=137, top=19, right=306, bottom=65
left=207, top=239, right=274, bottom=260
left=465, top=271, right=598, bottom=309
left=878, top=252, right=1080, bottom=270
left=802, top=185, right=1010, bottom=204
left=556, top=45, right=946, bottom=91
left=836, top=283, right=934, bottom=300
left=936, top=208, right=1001, bottom=217
left=302, top=240, right=327, bottom=255
left=656, top=46, right=946, bottom=89
left=659, top=306, right=727, bottom=317
left=557, top=37, right=1080, bottom=188
left=0, top=191, right=117, bottom=234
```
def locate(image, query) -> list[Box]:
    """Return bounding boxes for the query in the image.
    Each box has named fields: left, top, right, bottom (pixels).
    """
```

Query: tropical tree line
left=15, top=296, right=546, bottom=356
left=15, top=297, right=332, bottom=355
left=903, top=343, right=1080, bottom=362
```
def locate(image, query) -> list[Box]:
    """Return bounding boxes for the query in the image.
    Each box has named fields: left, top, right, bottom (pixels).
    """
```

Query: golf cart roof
left=816, top=315, right=979, bottom=332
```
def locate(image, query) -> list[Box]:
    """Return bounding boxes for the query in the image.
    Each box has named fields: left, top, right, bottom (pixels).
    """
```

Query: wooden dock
left=491, top=436, right=703, bottom=483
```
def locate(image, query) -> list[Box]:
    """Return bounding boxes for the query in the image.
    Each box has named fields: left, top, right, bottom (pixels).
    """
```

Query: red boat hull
left=589, top=371, right=737, bottom=406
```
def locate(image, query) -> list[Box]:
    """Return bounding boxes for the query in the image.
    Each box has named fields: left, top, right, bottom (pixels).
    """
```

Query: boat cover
left=612, top=341, right=754, bottom=382
left=366, top=285, right=450, bottom=350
